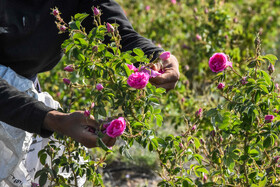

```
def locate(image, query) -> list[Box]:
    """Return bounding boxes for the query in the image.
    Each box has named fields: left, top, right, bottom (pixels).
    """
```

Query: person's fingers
left=102, top=135, right=116, bottom=147
left=151, top=82, right=177, bottom=91
left=149, top=69, right=178, bottom=85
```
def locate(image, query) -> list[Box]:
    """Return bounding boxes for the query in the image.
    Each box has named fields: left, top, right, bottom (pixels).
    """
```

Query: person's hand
left=149, top=55, right=180, bottom=91
left=43, top=110, right=116, bottom=148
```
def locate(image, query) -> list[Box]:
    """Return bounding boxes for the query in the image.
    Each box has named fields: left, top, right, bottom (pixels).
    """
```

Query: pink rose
left=64, top=65, right=74, bottom=72
left=217, top=83, right=225, bottom=90
left=209, top=53, right=232, bottom=73
left=159, top=51, right=171, bottom=61
left=106, top=117, right=126, bottom=138
left=127, top=72, right=149, bottom=89
left=96, top=83, right=104, bottom=91
left=93, top=7, right=100, bottom=16
left=63, top=78, right=71, bottom=85
left=127, top=64, right=138, bottom=72
left=139, top=67, right=161, bottom=78
left=106, top=23, right=114, bottom=33
left=171, top=0, right=176, bottom=4
left=265, top=115, right=274, bottom=123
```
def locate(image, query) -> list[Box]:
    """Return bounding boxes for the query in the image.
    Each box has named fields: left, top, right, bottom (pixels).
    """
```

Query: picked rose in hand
left=106, top=117, right=126, bottom=138
left=209, top=53, right=232, bottom=73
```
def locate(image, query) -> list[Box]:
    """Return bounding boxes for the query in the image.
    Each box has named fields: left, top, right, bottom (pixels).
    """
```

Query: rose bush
left=37, top=1, right=280, bottom=186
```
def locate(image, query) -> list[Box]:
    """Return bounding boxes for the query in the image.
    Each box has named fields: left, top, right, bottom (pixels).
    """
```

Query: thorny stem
left=243, top=133, right=249, bottom=186
left=230, top=67, right=242, bottom=78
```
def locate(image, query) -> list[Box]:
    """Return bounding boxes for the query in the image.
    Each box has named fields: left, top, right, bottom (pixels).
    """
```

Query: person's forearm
left=0, top=78, right=54, bottom=137
left=79, top=0, right=164, bottom=57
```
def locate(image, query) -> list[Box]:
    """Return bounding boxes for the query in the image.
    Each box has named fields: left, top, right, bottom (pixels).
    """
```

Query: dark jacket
left=0, top=0, right=162, bottom=137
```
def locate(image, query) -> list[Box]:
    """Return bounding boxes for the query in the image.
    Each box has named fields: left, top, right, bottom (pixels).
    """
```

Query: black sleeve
left=0, top=77, right=54, bottom=137
left=79, top=0, right=164, bottom=58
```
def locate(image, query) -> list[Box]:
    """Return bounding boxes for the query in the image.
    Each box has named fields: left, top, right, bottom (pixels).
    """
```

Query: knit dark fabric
left=0, top=0, right=163, bottom=137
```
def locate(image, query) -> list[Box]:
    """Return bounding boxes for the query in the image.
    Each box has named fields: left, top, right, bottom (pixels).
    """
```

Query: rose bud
left=93, top=7, right=100, bottom=16
left=240, top=77, right=248, bottom=85
left=84, top=110, right=90, bottom=117
left=200, top=138, right=205, bottom=144
left=217, top=83, right=225, bottom=90
left=179, top=143, right=184, bottom=149
left=210, top=130, right=216, bottom=137
left=92, top=45, right=98, bottom=52
left=96, top=83, right=104, bottom=91
left=195, top=34, right=202, bottom=41
left=195, top=108, right=203, bottom=118
left=106, top=23, right=114, bottom=33
left=191, top=124, right=197, bottom=131
left=63, top=78, right=71, bottom=85
left=203, top=174, right=207, bottom=182
left=268, top=63, right=275, bottom=74
left=64, top=65, right=74, bottom=72
left=159, top=51, right=171, bottom=61
left=145, top=5, right=151, bottom=11
left=53, top=9, right=59, bottom=16
left=204, top=8, right=209, bottom=14
left=265, top=115, right=274, bottom=123
left=60, top=25, right=67, bottom=32
left=170, top=0, right=176, bottom=4
left=91, top=102, right=95, bottom=109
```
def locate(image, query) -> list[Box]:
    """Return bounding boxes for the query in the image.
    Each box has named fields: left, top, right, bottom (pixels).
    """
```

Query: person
left=0, top=0, right=179, bottom=148
left=0, top=0, right=179, bottom=185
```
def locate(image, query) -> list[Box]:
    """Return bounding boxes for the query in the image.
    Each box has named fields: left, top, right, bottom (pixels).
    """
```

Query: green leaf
left=133, top=48, right=144, bottom=57
left=156, top=114, right=163, bottom=127
left=97, top=138, right=112, bottom=152
left=263, top=136, right=273, bottom=148
left=196, top=167, right=209, bottom=174
left=259, top=85, right=269, bottom=94
left=206, top=109, right=217, bottom=118
left=193, top=137, right=201, bottom=149
left=74, top=13, right=89, bottom=22
left=261, top=70, right=271, bottom=85
left=258, top=176, right=267, bottom=187
left=255, top=90, right=261, bottom=103
left=261, top=54, right=278, bottom=65
left=39, top=173, right=48, bottom=186
left=148, top=142, right=154, bottom=151
left=69, top=21, right=80, bottom=30
left=40, top=153, right=47, bottom=165
left=156, top=138, right=167, bottom=148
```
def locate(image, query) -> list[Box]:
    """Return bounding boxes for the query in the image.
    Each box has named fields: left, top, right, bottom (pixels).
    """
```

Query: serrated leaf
left=259, top=85, right=269, bottom=94
left=74, top=13, right=89, bottom=22
left=133, top=48, right=144, bottom=57
left=261, top=54, right=278, bottom=65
